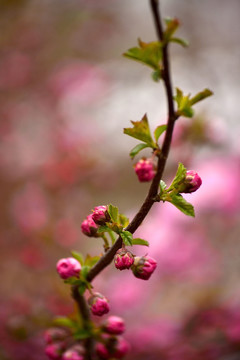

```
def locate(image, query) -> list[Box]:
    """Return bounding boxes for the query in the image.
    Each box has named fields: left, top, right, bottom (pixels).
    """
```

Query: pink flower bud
left=134, top=158, right=155, bottom=182
left=88, top=293, right=110, bottom=316
left=45, top=343, right=64, bottom=360
left=62, top=349, right=84, bottom=360
left=96, top=342, right=110, bottom=359
left=44, top=328, right=68, bottom=344
left=81, top=214, right=98, bottom=237
left=180, top=170, right=202, bottom=193
left=56, top=257, right=81, bottom=280
left=103, top=316, right=125, bottom=335
left=114, top=337, right=130, bottom=359
left=92, top=205, right=110, bottom=225
left=131, top=255, right=157, bottom=280
left=114, top=248, right=134, bottom=270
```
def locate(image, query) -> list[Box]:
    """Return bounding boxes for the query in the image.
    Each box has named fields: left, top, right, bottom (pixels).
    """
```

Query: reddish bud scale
left=134, top=158, right=155, bottom=182
left=131, top=255, right=157, bottom=280
left=114, top=248, right=134, bottom=270
left=88, top=293, right=110, bottom=316
left=56, top=257, right=81, bottom=280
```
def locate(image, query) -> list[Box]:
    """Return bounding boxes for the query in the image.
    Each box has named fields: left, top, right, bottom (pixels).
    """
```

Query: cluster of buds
left=56, top=257, right=81, bottom=280
left=81, top=205, right=110, bottom=237
left=88, top=292, right=110, bottom=316
left=134, top=158, right=156, bottom=182
left=44, top=328, right=85, bottom=360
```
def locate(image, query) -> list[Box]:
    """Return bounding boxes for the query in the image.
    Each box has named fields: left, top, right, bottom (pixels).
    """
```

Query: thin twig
left=87, top=0, right=176, bottom=283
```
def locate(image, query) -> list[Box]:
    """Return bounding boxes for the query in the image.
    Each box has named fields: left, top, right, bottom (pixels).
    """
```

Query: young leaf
left=168, top=163, right=187, bottom=191
left=170, top=37, right=189, bottom=47
left=130, top=143, right=150, bottom=159
left=78, top=282, right=87, bottom=296
left=64, top=277, right=80, bottom=285
left=123, top=39, right=163, bottom=71
left=80, top=265, right=90, bottom=280
left=131, top=238, right=149, bottom=246
left=151, top=69, right=162, bottom=82
left=124, top=114, right=155, bottom=148
left=97, top=225, right=111, bottom=234
left=73, top=329, right=90, bottom=340
left=119, top=214, right=129, bottom=227
left=53, top=317, right=77, bottom=329
left=164, top=18, right=180, bottom=42
left=71, top=251, right=84, bottom=266
left=190, top=88, right=213, bottom=106
left=159, top=179, right=167, bottom=194
left=168, top=194, right=195, bottom=217
left=174, top=88, right=194, bottom=118
left=154, top=124, right=167, bottom=143
left=120, top=231, right=133, bottom=246
left=108, top=204, right=119, bottom=223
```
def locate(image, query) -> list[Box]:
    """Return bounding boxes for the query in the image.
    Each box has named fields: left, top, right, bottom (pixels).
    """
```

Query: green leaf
left=64, top=277, right=80, bottom=285
left=190, top=88, right=213, bottom=106
left=154, top=124, right=167, bottom=143
left=164, top=18, right=180, bottom=42
left=124, top=114, right=155, bottom=148
left=168, top=194, right=195, bottom=217
left=123, top=39, right=163, bottom=71
left=130, top=143, right=150, bottom=159
left=168, top=163, right=187, bottom=191
left=53, top=317, right=77, bottom=329
left=108, top=204, right=119, bottom=223
left=78, top=282, right=87, bottom=296
left=71, top=251, right=84, bottom=266
left=97, top=225, right=111, bottom=233
left=151, top=69, right=162, bottom=82
left=174, top=88, right=194, bottom=118
left=131, top=238, right=149, bottom=246
left=120, top=231, right=133, bottom=246
left=159, top=180, right=167, bottom=193
left=73, top=329, right=90, bottom=340
left=80, top=265, right=90, bottom=280
left=119, top=214, right=129, bottom=227
left=170, top=37, right=189, bottom=47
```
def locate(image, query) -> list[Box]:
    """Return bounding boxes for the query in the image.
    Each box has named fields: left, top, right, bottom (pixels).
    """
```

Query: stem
left=71, top=285, right=94, bottom=359
left=87, top=0, right=176, bottom=283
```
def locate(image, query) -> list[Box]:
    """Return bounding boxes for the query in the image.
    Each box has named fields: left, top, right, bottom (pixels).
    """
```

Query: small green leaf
left=78, top=282, right=87, bottom=296
left=130, top=143, right=150, bottom=159
left=168, top=194, right=195, bottom=217
left=131, top=238, right=149, bottom=246
left=120, top=231, right=133, bottom=246
left=160, top=180, right=167, bottom=193
left=97, top=225, right=111, bottom=233
left=73, top=329, right=90, bottom=340
left=190, top=88, right=213, bottom=106
left=168, top=163, right=187, bottom=191
left=174, top=88, right=194, bottom=118
left=81, top=265, right=90, bottom=280
left=53, top=317, right=77, bottom=329
left=151, top=69, right=162, bottom=82
left=154, top=124, right=167, bottom=143
left=108, top=204, right=119, bottom=223
left=124, top=114, right=155, bottom=148
left=71, top=251, right=84, bottom=266
left=119, top=214, right=129, bottom=227
left=164, top=18, right=180, bottom=42
left=170, top=37, right=189, bottom=47
left=123, top=39, right=163, bottom=71
left=64, top=277, right=80, bottom=285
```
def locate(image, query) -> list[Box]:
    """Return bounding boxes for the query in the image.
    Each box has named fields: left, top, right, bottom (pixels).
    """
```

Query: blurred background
left=1, top=0, right=240, bottom=359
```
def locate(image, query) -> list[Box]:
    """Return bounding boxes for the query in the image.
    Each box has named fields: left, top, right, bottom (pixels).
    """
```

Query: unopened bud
left=45, top=343, right=65, bottom=360
left=103, top=316, right=125, bottom=335
left=88, top=293, right=110, bottom=316
left=131, top=255, right=157, bottom=280
left=114, top=248, right=134, bottom=270
left=44, top=328, right=68, bottom=344
left=92, top=205, right=110, bottom=225
left=56, top=257, right=81, bottom=280
left=81, top=214, right=98, bottom=237
left=134, top=158, right=155, bottom=182
left=179, top=170, right=202, bottom=193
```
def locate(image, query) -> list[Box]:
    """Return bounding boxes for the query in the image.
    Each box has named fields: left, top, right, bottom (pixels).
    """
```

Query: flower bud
left=103, top=316, right=125, bottom=335
left=131, top=255, right=157, bottom=280
left=62, top=348, right=84, bottom=360
left=44, top=328, right=68, bottom=344
left=81, top=214, right=98, bottom=237
left=134, top=158, right=155, bottom=182
left=96, top=336, right=130, bottom=359
left=96, top=342, right=110, bottom=359
left=56, top=257, right=81, bottom=280
left=114, top=337, right=130, bottom=359
left=88, top=293, right=110, bottom=316
left=114, top=248, right=134, bottom=270
left=92, top=205, right=110, bottom=225
left=45, top=343, right=64, bottom=360
left=179, top=170, right=202, bottom=193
